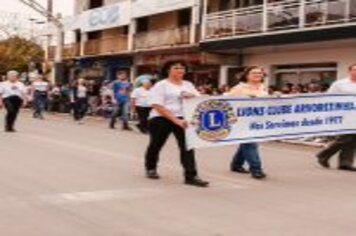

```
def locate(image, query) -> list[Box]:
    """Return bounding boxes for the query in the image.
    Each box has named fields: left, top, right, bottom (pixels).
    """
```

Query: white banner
left=132, top=0, right=196, bottom=18
left=183, top=94, right=356, bottom=149
left=82, top=2, right=131, bottom=32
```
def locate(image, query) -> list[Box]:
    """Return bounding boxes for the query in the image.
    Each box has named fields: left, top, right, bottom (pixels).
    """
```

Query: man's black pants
left=3, top=96, right=23, bottom=131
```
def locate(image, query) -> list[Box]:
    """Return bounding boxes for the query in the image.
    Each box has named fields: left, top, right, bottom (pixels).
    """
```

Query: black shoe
left=231, top=166, right=249, bottom=174
left=5, top=128, right=16, bottom=133
left=146, top=170, right=160, bottom=179
left=317, top=155, right=330, bottom=168
left=185, top=177, right=209, bottom=187
left=338, top=166, right=356, bottom=172
left=251, top=171, right=267, bottom=179
left=122, top=125, right=133, bottom=131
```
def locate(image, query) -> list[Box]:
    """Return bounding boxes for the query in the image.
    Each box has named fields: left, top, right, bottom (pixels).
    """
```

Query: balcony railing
left=205, top=0, right=356, bottom=40
left=48, top=44, right=80, bottom=60
left=84, top=35, right=128, bottom=56
left=135, top=26, right=190, bottom=50
left=63, top=43, right=80, bottom=58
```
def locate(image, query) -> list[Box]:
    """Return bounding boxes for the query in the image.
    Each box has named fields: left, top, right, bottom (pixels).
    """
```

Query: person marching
left=110, top=70, right=133, bottom=131
left=227, top=66, right=267, bottom=179
left=31, top=74, right=49, bottom=119
left=70, top=78, right=89, bottom=124
left=316, top=63, right=356, bottom=171
left=131, top=79, right=152, bottom=134
left=0, top=70, right=27, bottom=132
left=144, top=60, right=209, bottom=187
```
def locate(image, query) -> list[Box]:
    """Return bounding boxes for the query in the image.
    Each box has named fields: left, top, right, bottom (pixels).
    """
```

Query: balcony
left=63, top=44, right=80, bottom=58
left=204, top=0, right=356, bottom=40
left=135, top=26, right=191, bottom=50
left=48, top=44, right=80, bottom=60
left=84, top=35, right=128, bottom=56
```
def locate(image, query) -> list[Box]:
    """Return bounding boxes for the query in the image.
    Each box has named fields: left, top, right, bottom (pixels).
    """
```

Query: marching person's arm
left=181, top=82, right=201, bottom=99
left=152, top=104, right=188, bottom=129
left=150, top=83, right=188, bottom=129
left=225, top=84, right=243, bottom=96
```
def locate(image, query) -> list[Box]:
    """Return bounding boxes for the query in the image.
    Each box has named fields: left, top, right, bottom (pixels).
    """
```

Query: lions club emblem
left=191, top=99, right=237, bottom=141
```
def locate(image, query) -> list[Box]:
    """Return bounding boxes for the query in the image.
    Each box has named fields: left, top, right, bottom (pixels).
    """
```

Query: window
left=89, top=0, right=103, bottom=9
left=178, top=9, right=191, bottom=27
left=87, top=30, right=102, bottom=40
left=137, top=17, right=149, bottom=33
left=75, top=30, right=81, bottom=43
left=219, top=0, right=232, bottom=11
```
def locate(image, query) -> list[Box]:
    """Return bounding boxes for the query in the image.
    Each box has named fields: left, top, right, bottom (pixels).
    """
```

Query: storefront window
left=272, top=63, right=337, bottom=93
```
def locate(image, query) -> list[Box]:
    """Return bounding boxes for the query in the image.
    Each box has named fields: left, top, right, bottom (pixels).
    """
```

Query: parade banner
left=183, top=94, right=356, bottom=149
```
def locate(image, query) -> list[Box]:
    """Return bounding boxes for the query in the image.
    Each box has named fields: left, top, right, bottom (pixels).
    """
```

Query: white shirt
left=328, top=78, right=356, bottom=93
left=77, top=85, right=87, bottom=98
left=131, top=87, right=151, bottom=107
left=149, top=79, right=199, bottom=118
left=0, top=81, right=26, bottom=99
left=33, top=81, right=49, bottom=92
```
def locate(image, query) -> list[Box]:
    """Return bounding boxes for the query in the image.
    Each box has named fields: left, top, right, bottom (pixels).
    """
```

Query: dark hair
left=239, top=66, right=265, bottom=83
left=349, top=63, right=356, bottom=71
left=160, top=60, right=188, bottom=79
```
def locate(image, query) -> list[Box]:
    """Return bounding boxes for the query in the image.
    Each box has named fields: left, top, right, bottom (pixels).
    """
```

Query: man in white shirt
left=317, top=63, right=356, bottom=171
left=131, top=79, right=152, bottom=134
left=0, top=70, right=27, bottom=132
left=31, top=74, right=49, bottom=119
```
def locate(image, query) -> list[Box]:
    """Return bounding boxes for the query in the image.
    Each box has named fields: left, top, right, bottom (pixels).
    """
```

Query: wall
left=244, top=45, right=356, bottom=84
left=149, top=12, right=178, bottom=31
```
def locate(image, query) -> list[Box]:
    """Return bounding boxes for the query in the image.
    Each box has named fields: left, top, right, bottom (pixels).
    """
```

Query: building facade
left=201, top=0, right=356, bottom=88
left=55, top=0, right=356, bottom=88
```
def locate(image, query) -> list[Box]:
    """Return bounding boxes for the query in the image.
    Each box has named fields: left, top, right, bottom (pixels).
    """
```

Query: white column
left=80, top=32, right=88, bottom=56
left=54, top=28, right=63, bottom=63
left=219, top=65, right=230, bottom=86
left=345, top=0, right=351, bottom=22
left=299, top=0, right=306, bottom=28
left=201, top=0, right=209, bottom=40
left=190, top=2, right=199, bottom=44
left=262, top=0, right=268, bottom=32
left=128, top=19, right=136, bottom=51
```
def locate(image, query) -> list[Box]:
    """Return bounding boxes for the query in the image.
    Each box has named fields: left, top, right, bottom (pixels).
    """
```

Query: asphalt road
left=0, top=111, right=356, bottom=236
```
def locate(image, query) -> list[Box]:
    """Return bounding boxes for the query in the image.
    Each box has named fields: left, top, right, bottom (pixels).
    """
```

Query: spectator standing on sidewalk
left=31, top=74, right=50, bottom=119
left=316, top=63, right=356, bottom=171
left=70, top=78, right=89, bottom=124
left=131, top=79, right=152, bottom=134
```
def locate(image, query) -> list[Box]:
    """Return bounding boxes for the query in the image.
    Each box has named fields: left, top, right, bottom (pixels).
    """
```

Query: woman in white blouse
left=145, top=60, right=209, bottom=187
left=0, top=70, right=27, bottom=132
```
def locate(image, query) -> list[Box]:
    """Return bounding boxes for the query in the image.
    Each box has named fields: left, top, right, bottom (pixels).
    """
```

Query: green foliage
left=0, top=36, right=44, bottom=75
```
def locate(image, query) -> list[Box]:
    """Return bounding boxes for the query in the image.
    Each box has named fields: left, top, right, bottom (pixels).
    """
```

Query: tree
left=0, top=36, right=44, bottom=76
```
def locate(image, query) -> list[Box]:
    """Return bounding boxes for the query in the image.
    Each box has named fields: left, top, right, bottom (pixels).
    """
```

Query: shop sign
left=132, top=0, right=196, bottom=18
left=82, top=1, right=131, bottom=32
left=136, top=53, right=203, bottom=65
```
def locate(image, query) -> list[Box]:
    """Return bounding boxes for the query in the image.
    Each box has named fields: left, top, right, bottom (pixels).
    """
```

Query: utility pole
left=17, top=0, right=64, bottom=84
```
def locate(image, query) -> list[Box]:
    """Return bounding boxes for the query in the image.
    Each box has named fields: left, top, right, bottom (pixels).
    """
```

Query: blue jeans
left=33, top=92, right=47, bottom=117
left=231, top=143, right=263, bottom=174
left=110, top=100, right=129, bottom=126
